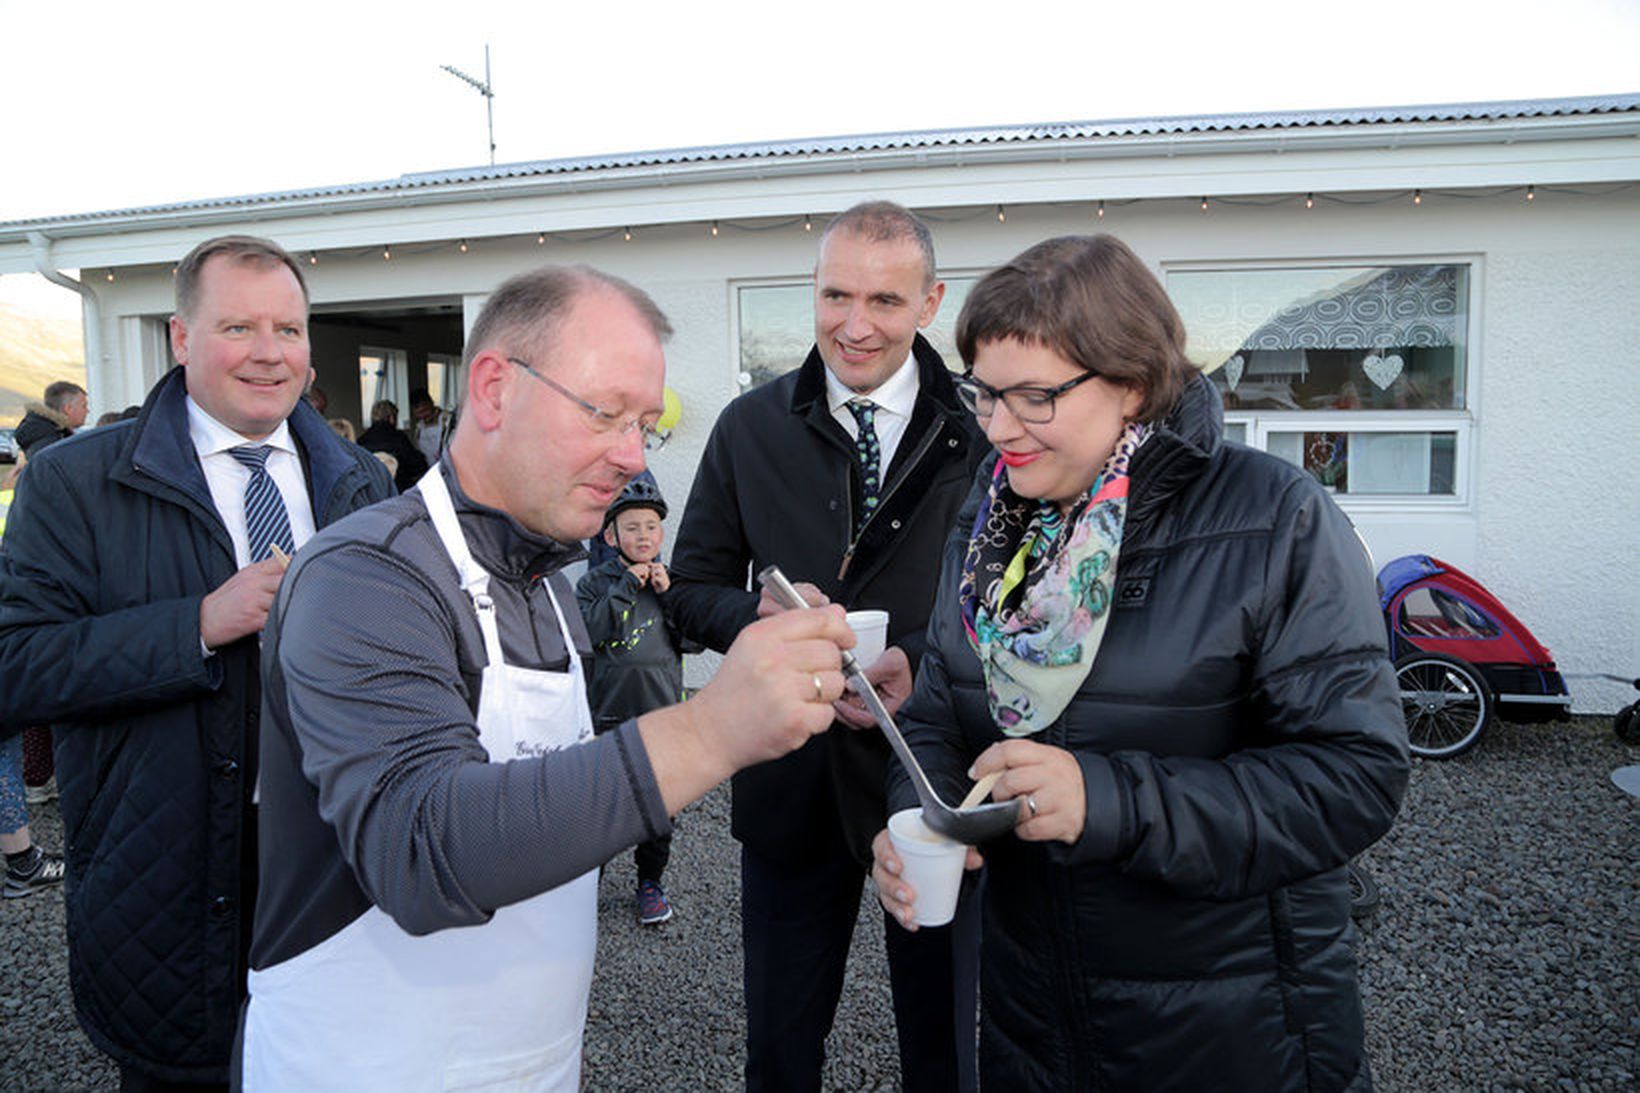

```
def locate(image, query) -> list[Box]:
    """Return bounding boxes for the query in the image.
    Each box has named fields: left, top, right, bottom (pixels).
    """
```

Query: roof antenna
left=441, top=44, right=496, bottom=166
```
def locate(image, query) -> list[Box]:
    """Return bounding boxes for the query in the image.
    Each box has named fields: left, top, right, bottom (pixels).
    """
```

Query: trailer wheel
left=1396, top=652, right=1493, bottom=759
left=1616, top=703, right=1640, bottom=744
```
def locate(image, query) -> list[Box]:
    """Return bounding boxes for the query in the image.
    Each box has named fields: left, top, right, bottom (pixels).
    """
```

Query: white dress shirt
left=186, top=398, right=318, bottom=569
left=824, top=351, right=921, bottom=473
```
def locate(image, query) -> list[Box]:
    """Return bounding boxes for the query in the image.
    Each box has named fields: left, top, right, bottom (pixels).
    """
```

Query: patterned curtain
left=1240, top=266, right=1461, bottom=354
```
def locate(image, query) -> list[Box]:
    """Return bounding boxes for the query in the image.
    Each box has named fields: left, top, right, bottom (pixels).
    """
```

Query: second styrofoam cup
left=845, top=609, right=889, bottom=668
left=886, top=807, right=966, bottom=927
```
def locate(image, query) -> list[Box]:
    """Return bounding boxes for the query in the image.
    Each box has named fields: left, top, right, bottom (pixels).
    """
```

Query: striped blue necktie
left=845, top=399, right=881, bottom=530
left=228, top=445, right=295, bottom=564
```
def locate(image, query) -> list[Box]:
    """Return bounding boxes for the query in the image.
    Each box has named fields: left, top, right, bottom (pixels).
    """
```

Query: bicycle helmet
left=602, top=475, right=668, bottom=531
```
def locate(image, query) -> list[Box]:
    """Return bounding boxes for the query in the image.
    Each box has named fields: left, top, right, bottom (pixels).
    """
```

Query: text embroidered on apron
left=244, top=464, right=598, bottom=1092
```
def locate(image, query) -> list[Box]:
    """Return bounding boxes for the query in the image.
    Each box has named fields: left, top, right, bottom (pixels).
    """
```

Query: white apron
left=244, top=465, right=599, bottom=1091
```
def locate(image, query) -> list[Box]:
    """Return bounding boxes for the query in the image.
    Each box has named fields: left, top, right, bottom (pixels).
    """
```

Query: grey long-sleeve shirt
left=251, top=463, right=672, bottom=970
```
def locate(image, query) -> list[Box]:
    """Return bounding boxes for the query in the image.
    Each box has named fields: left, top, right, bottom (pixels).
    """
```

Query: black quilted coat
left=668, top=336, right=988, bottom=865
left=0, top=367, right=392, bottom=1082
left=890, top=374, right=1408, bottom=1090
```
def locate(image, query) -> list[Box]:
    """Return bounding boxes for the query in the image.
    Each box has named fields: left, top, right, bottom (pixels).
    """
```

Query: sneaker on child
left=636, top=879, right=673, bottom=925
left=3, top=847, right=66, bottom=899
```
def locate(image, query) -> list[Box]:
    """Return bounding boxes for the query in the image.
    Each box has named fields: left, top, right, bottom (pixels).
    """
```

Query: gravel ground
left=3, top=716, right=1635, bottom=1090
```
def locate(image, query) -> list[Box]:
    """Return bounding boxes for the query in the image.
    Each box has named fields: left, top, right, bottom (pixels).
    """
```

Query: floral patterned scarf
left=959, top=422, right=1151, bottom=736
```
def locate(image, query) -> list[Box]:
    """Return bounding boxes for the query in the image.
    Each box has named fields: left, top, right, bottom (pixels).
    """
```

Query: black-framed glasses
left=954, top=370, right=1099, bottom=424
left=508, top=357, right=667, bottom=452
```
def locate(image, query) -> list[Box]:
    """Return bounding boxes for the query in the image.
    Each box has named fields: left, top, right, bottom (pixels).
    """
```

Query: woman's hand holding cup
left=872, top=823, right=984, bottom=931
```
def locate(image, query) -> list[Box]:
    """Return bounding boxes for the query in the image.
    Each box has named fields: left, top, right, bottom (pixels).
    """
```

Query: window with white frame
left=1167, top=263, right=1473, bottom=500
left=735, top=276, right=978, bottom=388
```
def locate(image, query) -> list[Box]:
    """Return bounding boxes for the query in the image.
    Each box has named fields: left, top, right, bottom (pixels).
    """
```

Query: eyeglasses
left=954, top=370, right=1099, bottom=424
left=508, top=357, right=667, bottom=452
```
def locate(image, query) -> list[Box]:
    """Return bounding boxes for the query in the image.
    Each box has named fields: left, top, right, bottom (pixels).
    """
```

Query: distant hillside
left=0, top=303, right=84, bottom=426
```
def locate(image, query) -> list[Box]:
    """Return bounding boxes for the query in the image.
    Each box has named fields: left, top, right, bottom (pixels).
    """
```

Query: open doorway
left=308, top=300, right=464, bottom=432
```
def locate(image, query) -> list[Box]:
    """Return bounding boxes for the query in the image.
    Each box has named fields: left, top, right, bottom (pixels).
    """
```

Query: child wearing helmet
left=575, top=475, right=692, bottom=925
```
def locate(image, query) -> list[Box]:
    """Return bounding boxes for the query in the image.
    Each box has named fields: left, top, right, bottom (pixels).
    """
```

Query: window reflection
left=1171, top=265, right=1468, bottom=413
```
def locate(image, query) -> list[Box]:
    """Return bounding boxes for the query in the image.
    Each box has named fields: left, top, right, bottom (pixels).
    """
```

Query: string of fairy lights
left=112, top=181, right=1635, bottom=283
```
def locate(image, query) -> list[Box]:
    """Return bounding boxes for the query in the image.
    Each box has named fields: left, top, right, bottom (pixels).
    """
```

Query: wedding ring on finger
left=812, top=674, right=825, bottom=701
left=1026, top=794, right=1039, bottom=818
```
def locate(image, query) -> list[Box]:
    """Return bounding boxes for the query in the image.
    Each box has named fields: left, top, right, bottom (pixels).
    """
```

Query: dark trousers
left=634, top=830, right=672, bottom=884
left=741, top=841, right=979, bottom=1093
left=20, top=726, right=52, bottom=785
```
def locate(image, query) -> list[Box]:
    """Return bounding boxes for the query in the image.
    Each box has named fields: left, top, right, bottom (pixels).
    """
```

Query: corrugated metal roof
left=10, top=93, right=1637, bottom=228
left=403, top=93, right=1640, bottom=183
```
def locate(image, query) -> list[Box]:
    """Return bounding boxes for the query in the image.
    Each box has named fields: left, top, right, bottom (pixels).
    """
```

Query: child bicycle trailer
left=1377, top=555, right=1570, bottom=759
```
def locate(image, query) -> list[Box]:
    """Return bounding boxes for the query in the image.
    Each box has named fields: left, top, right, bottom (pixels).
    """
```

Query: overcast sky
left=3, top=0, right=1636, bottom=313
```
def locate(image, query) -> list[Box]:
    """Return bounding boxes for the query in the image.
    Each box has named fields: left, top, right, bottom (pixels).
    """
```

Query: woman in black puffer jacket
left=872, top=235, right=1407, bottom=1090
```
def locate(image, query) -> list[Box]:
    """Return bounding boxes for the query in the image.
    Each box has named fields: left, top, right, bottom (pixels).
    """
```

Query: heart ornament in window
left=1223, top=354, right=1245, bottom=391
left=1362, top=352, right=1404, bottom=390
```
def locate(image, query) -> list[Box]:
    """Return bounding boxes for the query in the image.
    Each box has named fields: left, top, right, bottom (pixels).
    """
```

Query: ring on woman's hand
left=812, top=674, right=825, bottom=701
left=1026, top=794, right=1039, bottom=818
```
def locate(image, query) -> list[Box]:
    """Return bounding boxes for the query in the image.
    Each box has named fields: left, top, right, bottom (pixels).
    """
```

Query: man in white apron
left=242, top=266, right=855, bottom=1091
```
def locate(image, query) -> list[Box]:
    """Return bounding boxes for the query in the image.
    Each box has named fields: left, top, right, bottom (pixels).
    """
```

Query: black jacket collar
left=1129, top=372, right=1224, bottom=522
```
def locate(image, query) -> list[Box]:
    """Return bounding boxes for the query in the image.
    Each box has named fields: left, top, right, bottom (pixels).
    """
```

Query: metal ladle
left=758, top=566, right=1019, bottom=844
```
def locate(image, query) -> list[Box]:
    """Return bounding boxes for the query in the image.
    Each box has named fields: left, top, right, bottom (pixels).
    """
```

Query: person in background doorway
left=357, top=399, right=429, bottom=491
left=409, top=386, right=455, bottom=467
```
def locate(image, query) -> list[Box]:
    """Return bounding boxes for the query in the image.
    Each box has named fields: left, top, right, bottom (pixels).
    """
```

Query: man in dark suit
left=0, top=235, right=393, bottom=1090
left=668, top=201, right=988, bottom=1092
left=357, top=398, right=430, bottom=490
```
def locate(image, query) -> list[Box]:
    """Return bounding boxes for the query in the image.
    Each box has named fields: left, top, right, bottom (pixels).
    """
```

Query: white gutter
left=27, top=231, right=102, bottom=404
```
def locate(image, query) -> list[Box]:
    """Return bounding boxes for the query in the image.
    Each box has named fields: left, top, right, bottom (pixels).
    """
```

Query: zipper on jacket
left=836, top=416, right=952, bottom=582
left=1046, top=712, right=1101, bottom=1088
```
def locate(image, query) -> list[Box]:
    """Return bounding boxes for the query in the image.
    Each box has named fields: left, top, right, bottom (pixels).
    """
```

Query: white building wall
left=61, top=184, right=1640, bottom=712
left=1480, top=247, right=1640, bottom=713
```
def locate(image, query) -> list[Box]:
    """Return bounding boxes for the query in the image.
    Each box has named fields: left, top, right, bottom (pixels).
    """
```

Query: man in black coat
left=357, top=398, right=430, bottom=490
left=0, top=235, right=393, bottom=1089
left=14, top=379, right=87, bottom=457
left=668, top=202, right=988, bottom=1092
